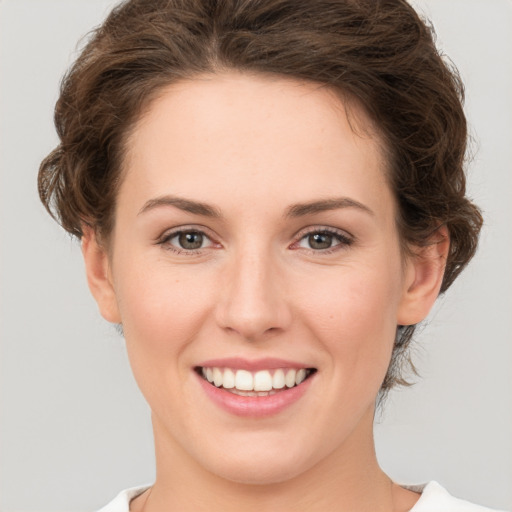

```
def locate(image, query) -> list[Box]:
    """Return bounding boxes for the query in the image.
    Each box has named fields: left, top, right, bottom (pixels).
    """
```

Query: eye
left=294, top=228, right=353, bottom=252
left=158, top=228, right=216, bottom=253
left=175, top=231, right=205, bottom=250
left=303, top=232, right=337, bottom=250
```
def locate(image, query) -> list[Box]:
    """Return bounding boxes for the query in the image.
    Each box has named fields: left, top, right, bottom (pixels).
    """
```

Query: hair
left=38, top=0, right=483, bottom=395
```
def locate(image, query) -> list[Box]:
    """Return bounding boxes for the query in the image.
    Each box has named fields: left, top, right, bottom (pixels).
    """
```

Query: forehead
left=120, top=72, right=392, bottom=217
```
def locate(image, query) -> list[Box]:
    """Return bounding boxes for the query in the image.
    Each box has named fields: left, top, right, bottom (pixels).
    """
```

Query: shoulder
left=96, top=485, right=150, bottom=512
left=408, top=481, right=507, bottom=512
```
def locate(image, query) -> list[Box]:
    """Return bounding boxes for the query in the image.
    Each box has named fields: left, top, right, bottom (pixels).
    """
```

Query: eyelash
left=156, top=226, right=353, bottom=255
left=291, top=227, right=354, bottom=254
left=157, top=227, right=218, bottom=255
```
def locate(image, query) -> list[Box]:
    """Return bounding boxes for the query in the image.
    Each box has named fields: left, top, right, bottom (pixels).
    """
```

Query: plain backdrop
left=1, top=1, right=511, bottom=511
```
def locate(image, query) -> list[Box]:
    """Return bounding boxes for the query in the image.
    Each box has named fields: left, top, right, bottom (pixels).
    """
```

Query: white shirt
left=97, top=481, right=505, bottom=511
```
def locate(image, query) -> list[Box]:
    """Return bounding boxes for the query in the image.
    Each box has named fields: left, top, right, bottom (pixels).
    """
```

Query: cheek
left=113, top=259, right=214, bottom=362
left=111, top=260, right=220, bottom=416
left=295, top=262, right=402, bottom=379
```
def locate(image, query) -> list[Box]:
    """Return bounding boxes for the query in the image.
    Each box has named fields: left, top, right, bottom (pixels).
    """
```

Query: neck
left=136, top=406, right=418, bottom=512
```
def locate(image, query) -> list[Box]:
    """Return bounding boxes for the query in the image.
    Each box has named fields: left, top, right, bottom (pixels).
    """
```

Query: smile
left=197, top=367, right=316, bottom=396
left=194, top=361, right=318, bottom=417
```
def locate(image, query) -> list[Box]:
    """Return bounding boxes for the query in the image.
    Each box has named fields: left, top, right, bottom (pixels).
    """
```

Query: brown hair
left=38, top=0, right=483, bottom=394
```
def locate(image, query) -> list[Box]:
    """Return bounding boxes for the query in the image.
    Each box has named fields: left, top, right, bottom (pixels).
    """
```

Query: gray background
left=1, top=0, right=511, bottom=510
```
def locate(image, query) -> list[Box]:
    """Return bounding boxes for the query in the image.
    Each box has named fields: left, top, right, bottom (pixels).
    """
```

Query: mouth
left=194, top=366, right=317, bottom=397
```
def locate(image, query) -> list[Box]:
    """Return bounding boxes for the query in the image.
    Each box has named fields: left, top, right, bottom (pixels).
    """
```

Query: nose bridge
left=216, top=242, right=289, bottom=340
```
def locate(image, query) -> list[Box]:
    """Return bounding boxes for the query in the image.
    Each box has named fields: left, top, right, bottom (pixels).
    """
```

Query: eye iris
left=308, top=233, right=332, bottom=249
left=178, top=232, right=203, bottom=249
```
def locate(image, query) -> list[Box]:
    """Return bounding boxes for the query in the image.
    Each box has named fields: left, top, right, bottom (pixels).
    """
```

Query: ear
left=397, top=226, right=450, bottom=326
left=81, top=227, right=121, bottom=324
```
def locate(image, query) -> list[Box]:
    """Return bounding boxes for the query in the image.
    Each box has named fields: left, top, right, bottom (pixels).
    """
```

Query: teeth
left=230, top=389, right=278, bottom=397
left=200, top=366, right=313, bottom=392
left=253, top=370, right=272, bottom=391
left=213, top=367, right=223, bottom=387
left=295, top=368, right=307, bottom=385
left=235, top=370, right=253, bottom=391
left=272, top=369, right=285, bottom=389
left=223, top=368, right=235, bottom=389
left=285, top=369, right=296, bottom=388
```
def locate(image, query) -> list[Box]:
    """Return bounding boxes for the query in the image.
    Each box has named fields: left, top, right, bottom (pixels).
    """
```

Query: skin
left=82, top=72, right=449, bottom=511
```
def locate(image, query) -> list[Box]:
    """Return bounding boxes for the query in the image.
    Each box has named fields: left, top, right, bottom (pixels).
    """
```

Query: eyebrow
left=138, top=194, right=373, bottom=219
left=285, top=197, right=374, bottom=218
left=138, top=195, right=222, bottom=218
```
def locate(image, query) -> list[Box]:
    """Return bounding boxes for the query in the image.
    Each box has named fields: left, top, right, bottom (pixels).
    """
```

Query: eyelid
left=293, top=225, right=353, bottom=240
left=156, top=225, right=221, bottom=252
left=156, top=224, right=213, bottom=240
left=155, top=224, right=353, bottom=254
left=290, top=225, right=354, bottom=252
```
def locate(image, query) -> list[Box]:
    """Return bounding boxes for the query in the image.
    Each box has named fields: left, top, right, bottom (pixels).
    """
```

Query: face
left=85, top=72, right=437, bottom=485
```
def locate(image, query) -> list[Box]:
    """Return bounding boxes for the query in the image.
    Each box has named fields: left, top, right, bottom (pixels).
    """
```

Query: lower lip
left=196, top=372, right=314, bottom=418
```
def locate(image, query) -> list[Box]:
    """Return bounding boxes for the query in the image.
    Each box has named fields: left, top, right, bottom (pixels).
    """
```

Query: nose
left=215, top=247, right=292, bottom=342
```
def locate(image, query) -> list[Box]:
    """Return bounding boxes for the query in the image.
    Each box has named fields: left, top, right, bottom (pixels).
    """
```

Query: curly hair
left=38, top=0, right=483, bottom=395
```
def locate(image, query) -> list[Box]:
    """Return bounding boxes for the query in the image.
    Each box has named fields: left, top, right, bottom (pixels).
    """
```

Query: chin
left=206, top=455, right=312, bottom=486
left=189, top=432, right=322, bottom=486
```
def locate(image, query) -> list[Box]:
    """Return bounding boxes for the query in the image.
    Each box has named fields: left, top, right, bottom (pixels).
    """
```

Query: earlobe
left=397, top=226, right=450, bottom=326
left=81, top=227, right=121, bottom=324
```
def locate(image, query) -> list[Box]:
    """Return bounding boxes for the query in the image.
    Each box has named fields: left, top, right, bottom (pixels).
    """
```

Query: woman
left=36, top=0, right=504, bottom=510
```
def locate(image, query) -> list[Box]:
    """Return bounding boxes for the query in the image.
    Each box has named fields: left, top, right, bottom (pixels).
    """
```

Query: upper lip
left=196, top=357, right=315, bottom=371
